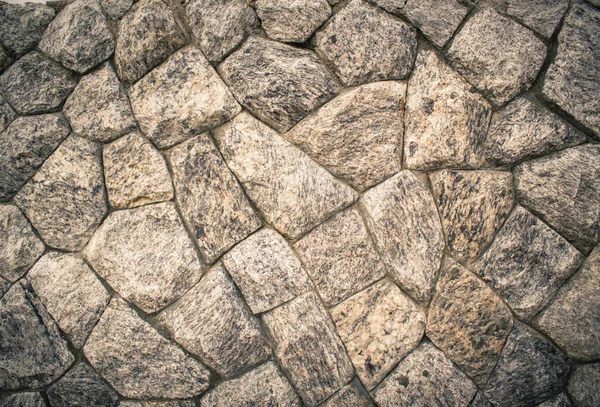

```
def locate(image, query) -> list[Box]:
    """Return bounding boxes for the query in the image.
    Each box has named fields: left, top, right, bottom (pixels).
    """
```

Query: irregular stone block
left=101, top=0, right=132, bottom=19
left=537, top=393, right=572, bottom=407
left=321, top=381, right=374, bottom=407
left=506, top=0, right=569, bottom=39
left=567, top=363, right=600, bottom=407
left=0, top=96, right=15, bottom=132
left=0, top=2, right=54, bottom=57
left=256, top=0, right=331, bottom=43
left=0, top=392, right=47, bottom=407
left=47, top=364, right=118, bottom=407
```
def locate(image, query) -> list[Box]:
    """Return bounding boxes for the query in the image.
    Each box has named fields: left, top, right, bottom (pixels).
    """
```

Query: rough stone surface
left=470, top=393, right=494, bottom=407
left=506, top=0, right=569, bottom=39
left=537, top=393, right=572, bottom=407
left=256, top=0, right=331, bottom=43
left=0, top=393, right=47, bottom=407
left=0, top=2, right=54, bottom=57
left=285, top=81, right=405, bottom=191
left=84, top=202, right=203, bottom=313
left=130, top=46, right=241, bottom=149
left=321, top=382, right=373, bottom=407
left=313, top=0, right=417, bottom=86
left=169, top=134, right=260, bottom=264
left=214, top=112, right=357, bottom=240
left=158, top=265, right=270, bottom=378
left=360, top=171, right=444, bottom=304
left=0, top=45, right=11, bottom=73
left=0, top=96, right=15, bottom=133
left=567, top=363, right=600, bottom=407
left=47, top=364, right=118, bottom=407
left=84, top=298, right=210, bottom=399
left=120, top=403, right=195, bottom=407
left=101, top=0, right=133, bottom=19
left=262, top=292, right=354, bottom=406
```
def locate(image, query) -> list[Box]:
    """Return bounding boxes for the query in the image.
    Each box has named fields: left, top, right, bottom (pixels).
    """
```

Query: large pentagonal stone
left=567, top=363, right=600, bottom=407
left=0, top=392, right=47, bottom=407
left=0, top=2, right=54, bottom=57
left=47, top=364, right=118, bottom=407
left=256, top=0, right=331, bottom=43
left=321, top=382, right=374, bottom=407
left=505, top=0, right=570, bottom=39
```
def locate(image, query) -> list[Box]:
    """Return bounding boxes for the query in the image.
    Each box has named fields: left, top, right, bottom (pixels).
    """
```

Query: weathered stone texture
left=0, top=393, right=47, bottom=407
left=101, top=0, right=133, bottom=19
left=321, top=382, right=374, bottom=407
left=567, top=363, right=600, bottom=407
left=119, top=403, right=195, bottom=407
left=537, top=393, right=573, bottom=407
left=0, top=45, right=11, bottom=73
left=0, top=96, right=15, bottom=133
left=256, top=0, right=331, bottom=43
left=470, top=393, right=494, bottom=407
left=506, top=0, right=570, bottom=39
left=47, top=364, right=118, bottom=407
left=0, top=2, right=54, bottom=57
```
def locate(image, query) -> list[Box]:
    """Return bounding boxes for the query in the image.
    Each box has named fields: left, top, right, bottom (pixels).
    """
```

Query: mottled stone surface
left=120, top=403, right=195, bottom=407
left=27, top=252, right=110, bottom=348
left=537, top=393, right=572, bottom=407
left=0, top=45, right=11, bottom=72
left=130, top=46, right=241, bottom=149
left=0, top=2, right=54, bottom=57
left=470, top=393, right=494, bottom=407
left=158, top=265, right=270, bottom=377
left=313, top=0, right=417, bottom=86
left=262, top=292, right=354, bottom=406
left=567, top=363, right=600, bottom=407
left=506, top=0, right=569, bottom=39
left=214, top=112, right=357, bottom=240
left=218, top=36, right=340, bottom=132
left=84, top=298, right=210, bottom=399
left=170, top=134, right=260, bottom=263
left=84, top=202, right=203, bottom=313
left=321, top=382, right=373, bottom=407
left=101, top=0, right=133, bottom=19
left=0, top=393, right=47, bottom=407
left=0, top=96, right=15, bottom=133
left=47, top=364, right=118, bottom=407
left=360, top=171, right=444, bottom=304
left=256, top=0, right=331, bottom=43
left=285, top=81, right=404, bottom=191
left=404, top=48, right=492, bottom=170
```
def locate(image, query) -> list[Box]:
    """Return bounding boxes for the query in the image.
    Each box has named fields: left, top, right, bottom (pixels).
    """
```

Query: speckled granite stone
left=0, top=45, right=11, bottom=72
left=470, top=393, right=494, bottom=407
left=505, top=0, right=569, bottom=39
left=101, top=0, right=132, bottom=19
left=256, top=0, right=331, bottom=43
left=321, top=381, right=374, bottom=407
left=0, top=96, right=15, bottom=133
left=567, top=363, right=600, bottom=407
left=537, top=393, right=573, bottom=407
left=0, top=2, right=54, bottom=57
left=47, top=364, right=118, bottom=407
left=0, top=393, right=47, bottom=407
left=120, top=403, right=195, bottom=407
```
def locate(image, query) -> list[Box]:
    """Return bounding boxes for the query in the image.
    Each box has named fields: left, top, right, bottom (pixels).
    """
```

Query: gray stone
left=101, top=0, right=132, bottom=19
left=0, top=2, right=54, bottom=57
left=567, top=363, right=600, bottom=407
left=84, top=298, right=210, bottom=399
left=130, top=46, right=241, bottom=149
left=256, top=0, right=331, bottom=43
left=47, top=364, right=118, bottom=407
left=313, top=0, right=417, bottom=86
left=0, top=393, right=47, bottom=407
left=222, top=228, right=312, bottom=314
left=506, top=0, right=569, bottom=39
left=120, top=403, right=195, bottom=407
left=331, top=279, right=425, bottom=390
left=27, top=252, right=110, bottom=348
left=321, top=381, right=374, bottom=407
left=0, top=278, right=10, bottom=298
left=63, top=62, right=136, bottom=142
left=427, top=258, right=514, bottom=386
left=103, top=132, right=173, bottom=209
left=158, top=265, right=270, bottom=378
left=0, top=52, right=77, bottom=115
left=84, top=202, right=204, bottom=313
left=262, top=292, right=354, bottom=406
left=537, top=393, right=572, bottom=407
left=214, top=112, right=357, bottom=240
left=470, top=393, right=494, bottom=407
left=0, top=45, right=11, bottom=72
left=169, top=134, right=260, bottom=263
left=0, top=96, right=15, bottom=133
left=371, top=341, right=478, bottom=407
left=285, top=81, right=404, bottom=191
left=447, top=7, right=547, bottom=108
left=404, top=48, right=492, bottom=170
left=359, top=171, right=444, bottom=304
left=218, top=36, right=341, bottom=133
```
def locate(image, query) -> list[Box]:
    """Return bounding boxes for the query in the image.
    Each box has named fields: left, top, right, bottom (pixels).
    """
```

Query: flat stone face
left=321, top=382, right=373, bottom=407
left=84, top=298, right=210, bottom=399
left=0, top=281, right=74, bottom=390
left=404, top=48, right=492, bottom=170
left=371, top=341, right=478, bottom=407
left=0, top=392, right=47, bottom=407
left=514, top=145, right=600, bottom=254
left=447, top=7, right=547, bottom=108
left=427, top=259, right=513, bottom=386
left=0, top=52, right=77, bottom=115
left=114, top=0, right=187, bottom=83
left=484, top=322, right=571, bottom=407
left=430, top=170, right=515, bottom=262
left=506, top=0, right=569, bottom=39
left=359, top=171, right=444, bottom=304
left=63, top=62, right=136, bottom=142
left=262, top=292, right=354, bottom=406
left=285, top=81, right=404, bottom=191
left=39, top=0, right=114, bottom=74
left=15, top=135, right=107, bottom=252
left=101, top=0, right=133, bottom=19
left=84, top=202, right=204, bottom=313
left=0, top=96, right=15, bottom=133
left=473, top=206, right=583, bottom=320
left=218, top=36, right=340, bottom=133
left=158, top=265, right=270, bottom=378
left=214, top=112, right=357, bottom=240
left=130, top=46, right=241, bottom=149
left=27, top=252, right=111, bottom=348
left=256, top=0, right=331, bottom=43
left=47, top=364, right=118, bottom=407
left=103, top=132, right=173, bottom=209
left=313, top=0, right=417, bottom=87
left=537, top=393, right=572, bottom=407
left=567, top=363, right=600, bottom=407
left=169, top=134, right=260, bottom=264
left=331, top=279, right=425, bottom=390
left=222, top=228, right=312, bottom=314
left=0, top=2, right=54, bottom=57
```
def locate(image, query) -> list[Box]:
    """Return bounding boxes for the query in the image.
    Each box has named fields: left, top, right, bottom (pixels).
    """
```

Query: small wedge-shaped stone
left=199, top=361, right=301, bottom=407
left=567, top=363, right=600, bottom=407
left=360, top=171, right=444, bottom=304
left=104, top=132, right=173, bottom=209
left=0, top=281, right=74, bottom=390
left=484, top=322, right=571, bottom=407
left=39, top=0, right=114, bottom=74
left=430, top=170, right=515, bottom=262
left=0, top=96, right=15, bottom=132
left=321, top=381, right=374, bottom=407
left=313, top=0, right=416, bottom=87
left=427, top=259, right=513, bottom=386
left=84, top=202, right=203, bottom=313
left=286, top=81, right=404, bottom=191
left=158, top=265, right=270, bottom=378
left=331, top=279, right=425, bottom=390
left=15, top=135, right=107, bottom=252
left=63, top=63, right=136, bottom=142
left=505, top=0, right=569, bottom=39
left=404, top=48, right=492, bottom=170
left=130, top=46, right=241, bottom=149
left=0, top=2, right=54, bottom=57
left=27, top=252, right=110, bottom=348
left=84, top=298, right=210, bottom=398
left=0, top=392, right=47, bottom=407
left=218, top=36, right=340, bottom=133
left=214, top=112, right=357, bottom=240
left=169, top=134, right=260, bottom=263
left=514, top=145, right=600, bottom=254
left=47, top=364, right=118, bottom=407
left=222, top=228, right=312, bottom=314
left=256, top=0, right=331, bottom=43
left=371, top=341, right=478, bottom=407
left=114, top=0, right=187, bottom=83
left=262, top=292, right=354, bottom=406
